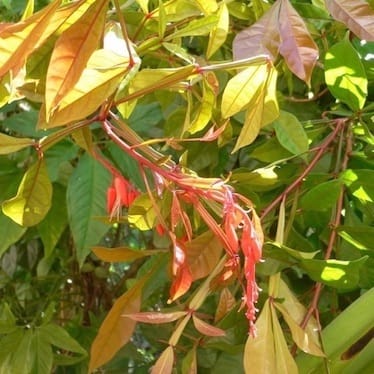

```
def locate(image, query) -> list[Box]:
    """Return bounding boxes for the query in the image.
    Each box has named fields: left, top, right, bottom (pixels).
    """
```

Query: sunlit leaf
left=192, top=315, right=226, bottom=337
left=300, top=257, right=369, bottom=290
left=92, top=246, right=165, bottom=262
left=341, top=169, right=374, bottom=202
left=45, top=0, right=109, bottom=117
left=206, top=3, right=229, bottom=58
left=124, top=311, right=187, bottom=323
left=166, top=15, right=218, bottom=39
left=221, top=62, right=268, bottom=118
left=0, top=133, right=35, bottom=154
left=325, top=40, right=368, bottom=111
left=278, top=0, right=319, bottom=84
left=21, top=0, right=34, bottom=21
left=274, top=111, right=309, bottom=156
left=0, top=0, right=61, bottom=78
left=41, top=49, right=128, bottom=128
left=192, top=0, right=218, bottom=14
left=338, top=226, right=374, bottom=251
left=128, top=193, right=157, bottom=231
left=2, top=160, right=52, bottom=227
left=151, top=346, right=174, bottom=374
left=136, top=0, right=149, bottom=13
left=326, top=0, right=374, bottom=41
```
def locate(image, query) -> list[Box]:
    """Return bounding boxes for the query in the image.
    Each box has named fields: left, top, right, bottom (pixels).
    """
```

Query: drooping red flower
left=106, top=175, right=139, bottom=219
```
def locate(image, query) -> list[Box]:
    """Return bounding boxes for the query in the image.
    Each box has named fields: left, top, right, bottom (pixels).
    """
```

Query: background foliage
left=0, top=0, right=373, bottom=373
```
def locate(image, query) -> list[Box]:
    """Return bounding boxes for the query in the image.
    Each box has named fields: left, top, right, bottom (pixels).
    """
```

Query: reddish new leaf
left=45, top=0, right=109, bottom=116
left=326, top=0, right=374, bottom=41
left=214, top=287, right=236, bottom=323
left=233, top=2, right=280, bottom=61
left=278, top=0, right=319, bottom=84
left=92, top=246, right=165, bottom=262
left=124, top=311, right=187, bottom=324
left=192, top=315, right=226, bottom=337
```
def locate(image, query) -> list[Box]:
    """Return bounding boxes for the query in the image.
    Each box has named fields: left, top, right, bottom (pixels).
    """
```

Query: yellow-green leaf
left=0, top=133, right=35, bottom=154
left=92, top=246, right=165, bottom=262
left=2, top=160, right=52, bottom=226
left=40, top=49, right=128, bottom=128
left=271, top=305, right=299, bottom=374
left=21, top=0, right=34, bottom=20
left=0, top=0, right=61, bottom=78
left=244, top=300, right=276, bottom=373
left=128, top=193, right=157, bottom=231
left=221, top=62, right=269, bottom=118
left=45, top=0, right=109, bottom=117
left=151, top=346, right=174, bottom=374
left=192, top=0, right=218, bottom=14
left=275, top=302, right=325, bottom=357
left=206, top=3, right=229, bottom=58
left=136, top=0, right=149, bottom=14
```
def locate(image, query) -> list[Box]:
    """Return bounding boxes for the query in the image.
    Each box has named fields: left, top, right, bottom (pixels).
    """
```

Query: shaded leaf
left=215, top=287, right=236, bottom=323
left=32, top=330, right=54, bottom=374
left=274, top=111, right=309, bottom=156
left=338, top=225, right=374, bottom=251
left=181, top=346, right=197, bottom=374
left=66, top=154, right=111, bottom=266
left=151, top=346, right=174, bottom=374
left=300, top=256, right=369, bottom=290
left=326, top=0, right=374, bottom=41
left=300, top=179, right=342, bottom=211
left=186, top=231, right=222, bottom=280
left=325, top=40, right=368, bottom=111
left=192, top=315, right=226, bottom=337
left=0, top=133, right=34, bottom=154
left=45, top=0, right=109, bottom=117
left=0, top=213, right=26, bottom=257
left=124, top=311, right=187, bottom=324
left=2, top=160, right=52, bottom=227
left=341, top=169, right=374, bottom=202
left=92, top=246, right=165, bottom=262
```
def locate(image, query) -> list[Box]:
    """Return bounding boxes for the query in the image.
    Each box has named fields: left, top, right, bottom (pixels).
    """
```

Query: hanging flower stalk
left=102, top=116, right=263, bottom=335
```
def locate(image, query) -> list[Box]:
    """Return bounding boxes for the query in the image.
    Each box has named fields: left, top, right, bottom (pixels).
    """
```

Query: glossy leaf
left=300, top=179, right=342, bottom=211
left=151, top=346, right=174, bottom=374
left=66, top=154, right=111, bottom=266
left=128, top=193, right=157, bottom=231
left=2, top=160, right=52, bottom=227
left=278, top=0, right=319, bottom=84
left=206, top=3, right=229, bottom=58
left=192, top=315, right=226, bottom=337
left=42, top=49, right=128, bottom=128
left=325, top=40, right=368, bottom=111
left=124, top=311, right=187, bottom=324
left=0, top=133, right=34, bottom=155
left=274, top=111, right=309, bottom=156
left=92, top=246, right=165, bottom=262
left=0, top=0, right=61, bottom=78
left=45, top=0, right=109, bottom=117
left=300, top=256, right=368, bottom=290
left=325, top=0, right=374, bottom=41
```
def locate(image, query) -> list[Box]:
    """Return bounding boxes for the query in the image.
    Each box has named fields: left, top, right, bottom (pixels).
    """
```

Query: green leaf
left=166, top=14, right=218, bottom=39
left=300, top=180, right=342, bottom=211
left=66, top=154, right=111, bottom=266
left=92, top=246, right=165, bottom=262
left=300, top=257, right=368, bottom=290
left=274, top=111, right=309, bottom=156
left=341, top=169, right=374, bottom=202
left=128, top=193, right=157, bottom=231
left=37, top=183, right=68, bottom=257
left=2, top=160, right=52, bottom=227
left=10, top=329, right=34, bottom=374
left=0, top=213, right=26, bottom=257
left=338, top=226, right=374, bottom=252
left=0, top=133, right=35, bottom=154
left=325, top=40, right=368, bottom=111
left=32, top=330, right=53, bottom=374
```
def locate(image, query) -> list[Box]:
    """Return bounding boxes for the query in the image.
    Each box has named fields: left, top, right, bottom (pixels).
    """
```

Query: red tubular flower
left=106, top=174, right=139, bottom=218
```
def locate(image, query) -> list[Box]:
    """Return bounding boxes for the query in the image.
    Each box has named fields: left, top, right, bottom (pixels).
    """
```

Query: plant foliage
left=0, top=0, right=373, bottom=373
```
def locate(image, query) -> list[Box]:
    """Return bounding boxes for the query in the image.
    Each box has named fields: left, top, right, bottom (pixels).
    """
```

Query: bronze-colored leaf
left=326, top=0, right=374, bottom=41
